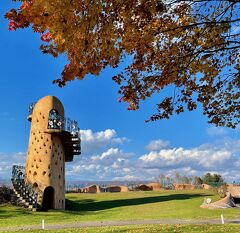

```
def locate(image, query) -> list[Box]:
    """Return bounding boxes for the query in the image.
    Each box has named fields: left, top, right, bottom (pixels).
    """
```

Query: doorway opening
left=233, top=197, right=240, bottom=204
left=42, top=186, right=54, bottom=210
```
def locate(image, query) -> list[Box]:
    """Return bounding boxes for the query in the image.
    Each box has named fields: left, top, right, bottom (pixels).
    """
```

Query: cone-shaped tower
left=12, top=96, right=81, bottom=210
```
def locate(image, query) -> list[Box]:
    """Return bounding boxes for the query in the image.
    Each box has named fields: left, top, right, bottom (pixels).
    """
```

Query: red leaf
left=40, top=32, right=52, bottom=42
left=8, top=20, right=17, bottom=31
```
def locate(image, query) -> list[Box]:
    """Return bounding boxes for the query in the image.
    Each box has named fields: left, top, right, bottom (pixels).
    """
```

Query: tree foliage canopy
left=5, top=0, right=240, bottom=127
left=202, top=173, right=224, bottom=185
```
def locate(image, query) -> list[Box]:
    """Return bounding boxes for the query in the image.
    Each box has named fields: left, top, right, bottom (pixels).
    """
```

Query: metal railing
left=48, top=115, right=80, bottom=136
left=12, top=165, right=25, bottom=180
left=11, top=165, right=38, bottom=209
left=28, top=103, right=80, bottom=136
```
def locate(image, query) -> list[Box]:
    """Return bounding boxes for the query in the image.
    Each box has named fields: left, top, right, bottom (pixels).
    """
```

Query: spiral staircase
left=11, top=165, right=42, bottom=211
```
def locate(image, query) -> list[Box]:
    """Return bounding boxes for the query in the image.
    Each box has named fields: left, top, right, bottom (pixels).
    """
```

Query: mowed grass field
left=0, top=190, right=240, bottom=230
left=3, top=225, right=240, bottom=233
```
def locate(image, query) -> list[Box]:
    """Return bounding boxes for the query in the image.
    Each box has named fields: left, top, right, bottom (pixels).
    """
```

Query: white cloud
left=90, top=147, right=130, bottom=169
left=139, top=139, right=240, bottom=182
left=98, top=148, right=121, bottom=160
left=140, top=145, right=232, bottom=170
left=65, top=136, right=240, bottom=182
left=112, top=137, right=129, bottom=144
left=146, top=139, right=170, bottom=151
left=0, top=152, right=26, bottom=180
left=206, top=126, right=227, bottom=137
left=81, top=129, right=115, bottom=142
left=66, top=145, right=134, bottom=181
left=80, top=129, right=128, bottom=155
left=112, top=175, right=138, bottom=181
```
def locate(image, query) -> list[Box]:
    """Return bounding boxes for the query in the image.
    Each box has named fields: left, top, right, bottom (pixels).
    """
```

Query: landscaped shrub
left=0, top=186, right=13, bottom=204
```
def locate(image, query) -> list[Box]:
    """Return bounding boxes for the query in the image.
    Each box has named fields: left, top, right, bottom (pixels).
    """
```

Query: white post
left=42, top=219, right=45, bottom=230
left=221, top=214, right=224, bottom=224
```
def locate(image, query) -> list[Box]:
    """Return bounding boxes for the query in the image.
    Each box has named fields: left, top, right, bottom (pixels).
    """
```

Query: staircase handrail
left=12, top=165, right=38, bottom=209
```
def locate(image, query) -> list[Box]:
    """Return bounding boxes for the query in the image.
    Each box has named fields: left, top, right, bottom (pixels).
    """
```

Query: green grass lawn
left=0, top=190, right=239, bottom=228
left=4, top=224, right=240, bottom=233
left=2, top=224, right=240, bottom=233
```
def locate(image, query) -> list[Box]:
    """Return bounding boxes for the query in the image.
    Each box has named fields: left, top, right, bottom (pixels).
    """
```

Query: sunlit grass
left=3, top=224, right=240, bottom=233
left=0, top=190, right=239, bottom=228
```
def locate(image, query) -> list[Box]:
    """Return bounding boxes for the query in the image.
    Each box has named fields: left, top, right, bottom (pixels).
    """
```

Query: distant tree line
left=158, top=172, right=224, bottom=186
left=202, top=173, right=224, bottom=185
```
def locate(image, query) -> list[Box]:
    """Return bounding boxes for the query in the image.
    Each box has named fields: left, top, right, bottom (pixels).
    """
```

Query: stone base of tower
left=40, top=185, right=65, bottom=210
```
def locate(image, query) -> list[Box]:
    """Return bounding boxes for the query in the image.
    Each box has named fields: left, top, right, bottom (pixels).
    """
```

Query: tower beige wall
left=25, top=96, right=66, bottom=209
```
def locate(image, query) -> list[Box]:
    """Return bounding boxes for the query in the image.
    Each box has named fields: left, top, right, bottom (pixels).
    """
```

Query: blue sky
left=1, top=1, right=240, bottom=182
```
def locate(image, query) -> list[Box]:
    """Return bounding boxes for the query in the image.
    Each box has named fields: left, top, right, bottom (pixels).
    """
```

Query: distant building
left=12, top=96, right=81, bottom=211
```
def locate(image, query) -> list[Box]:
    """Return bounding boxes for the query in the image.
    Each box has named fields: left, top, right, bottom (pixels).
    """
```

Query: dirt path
left=1, top=218, right=240, bottom=231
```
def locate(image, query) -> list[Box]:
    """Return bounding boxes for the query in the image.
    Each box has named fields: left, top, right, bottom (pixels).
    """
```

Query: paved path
left=1, top=218, right=240, bottom=231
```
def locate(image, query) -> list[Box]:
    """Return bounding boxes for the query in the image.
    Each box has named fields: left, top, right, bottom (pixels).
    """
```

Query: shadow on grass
left=66, top=193, right=211, bottom=212
left=0, top=204, right=32, bottom=218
